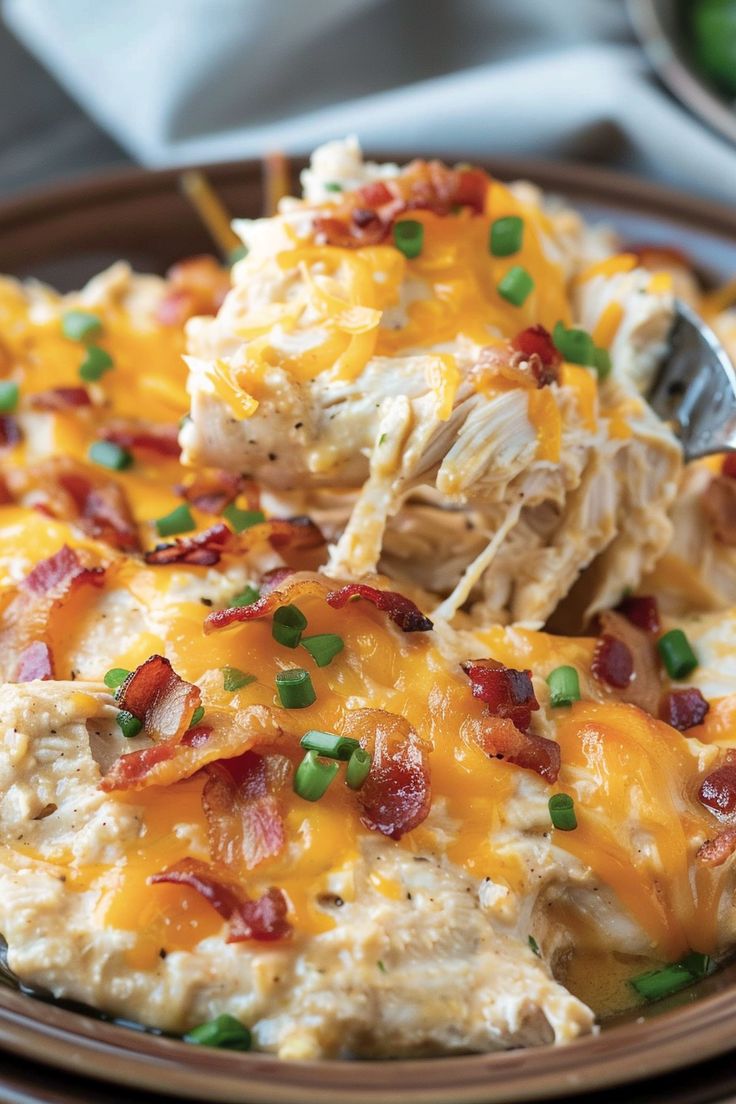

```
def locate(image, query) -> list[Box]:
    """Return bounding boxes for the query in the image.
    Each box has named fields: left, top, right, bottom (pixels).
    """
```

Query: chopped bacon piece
left=616, top=594, right=661, bottom=633
left=117, top=655, right=201, bottom=743
left=30, top=387, right=92, bottom=411
left=341, top=709, right=431, bottom=840
left=461, top=658, right=540, bottom=732
left=722, top=453, right=736, bottom=480
left=15, top=641, right=53, bottom=682
left=264, top=516, right=324, bottom=552
left=100, top=420, right=181, bottom=459
left=702, top=474, right=736, bottom=546
left=699, top=762, right=736, bottom=819
left=204, top=577, right=324, bottom=633
left=24, top=544, right=104, bottom=598
left=356, top=181, right=393, bottom=208
left=156, top=255, right=231, bottom=326
left=178, top=470, right=258, bottom=516
left=697, top=826, right=736, bottom=867
left=202, top=752, right=287, bottom=873
left=144, top=523, right=234, bottom=567
left=313, top=214, right=387, bottom=248
left=659, top=688, right=709, bottom=731
left=511, top=325, right=561, bottom=387
left=260, top=567, right=295, bottom=595
left=468, top=715, right=561, bottom=784
left=326, top=583, right=433, bottom=632
left=591, top=610, right=661, bottom=713
left=150, top=858, right=291, bottom=942
left=0, top=415, right=21, bottom=450
left=100, top=704, right=287, bottom=791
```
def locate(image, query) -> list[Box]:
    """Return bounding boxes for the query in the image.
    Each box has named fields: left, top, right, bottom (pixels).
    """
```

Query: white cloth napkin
left=4, top=0, right=736, bottom=202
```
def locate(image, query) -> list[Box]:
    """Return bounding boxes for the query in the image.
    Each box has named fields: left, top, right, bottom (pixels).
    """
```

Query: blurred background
left=0, top=0, right=735, bottom=202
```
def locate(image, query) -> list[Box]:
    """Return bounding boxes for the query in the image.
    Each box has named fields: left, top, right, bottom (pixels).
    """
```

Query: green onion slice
left=300, top=633, right=344, bottom=667
left=489, top=215, right=524, bottom=257
left=116, top=710, right=142, bottom=739
left=0, top=381, right=19, bottom=413
left=393, top=219, right=424, bottom=259
left=346, top=747, right=372, bottom=790
left=593, top=346, right=612, bottom=380
left=61, top=309, right=102, bottom=342
left=230, top=585, right=260, bottom=608
left=275, top=667, right=316, bottom=709
left=222, top=503, right=265, bottom=532
left=155, top=504, right=196, bottom=538
left=546, top=665, right=581, bottom=707
left=528, top=935, right=540, bottom=957
left=552, top=321, right=596, bottom=366
left=221, top=666, right=256, bottom=692
left=658, top=628, right=698, bottom=679
left=189, top=706, right=205, bottom=728
left=293, top=749, right=339, bottom=801
left=183, top=1013, right=252, bottom=1050
left=629, top=949, right=714, bottom=1003
left=549, top=792, right=577, bottom=831
left=300, top=730, right=360, bottom=760
left=79, top=345, right=114, bottom=382
left=324, top=182, right=343, bottom=193
left=272, top=604, right=308, bottom=649
left=497, top=265, right=534, bottom=307
left=104, top=667, right=130, bottom=690
left=88, top=440, right=132, bottom=471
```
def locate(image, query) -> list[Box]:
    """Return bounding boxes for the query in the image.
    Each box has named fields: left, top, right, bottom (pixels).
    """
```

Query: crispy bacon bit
left=100, top=420, right=181, bottom=459
left=702, top=475, right=736, bottom=546
left=461, top=658, right=540, bottom=732
left=24, top=544, right=104, bottom=597
left=30, top=387, right=92, bottom=411
left=315, top=160, right=490, bottom=247
left=100, top=704, right=287, bottom=791
left=659, top=688, right=709, bottom=731
left=591, top=610, right=661, bottom=714
left=144, top=523, right=234, bottom=567
left=203, top=752, right=287, bottom=873
left=511, top=325, right=561, bottom=387
left=468, top=715, right=561, bottom=784
left=616, top=594, right=661, bottom=633
left=699, top=762, right=736, bottom=820
left=16, top=641, right=53, bottom=682
left=697, top=826, right=736, bottom=867
left=156, top=255, right=231, bottom=326
left=117, top=655, right=201, bottom=743
left=178, top=470, right=258, bottom=516
left=0, top=415, right=21, bottom=450
left=722, top=453, right=736, bottom=480
left=326, top=583, right=433, bottom=632
left=265, top=516, right=324, bottom=552
left=150, top=858, right=291, bottom=942
left=341, top=709, right=431, bottom=840
left=260, top=567, right=295, bottom=595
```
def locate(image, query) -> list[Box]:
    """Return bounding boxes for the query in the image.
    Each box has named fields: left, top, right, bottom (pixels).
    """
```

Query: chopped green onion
left=376, top=959, right=387, bottom=973
left=549, top=792, right=577, bottom=831
left=61, top=309, right=102, bottom=342
left=378, top=433, right=388, bottom=446
left=272, top=604, right=308, bottom=649
left=189, top=706, right=205, bottom=728
left=630, top=950, right=714, bottom=1003
left=324, top=182, right=342, bottom=193
left=346, top=747, right=372, bottom=790
left=680, top=951, right=713, bottom=978
left=593, top=346, right=612, bottom=380
left=88, top=440, right=132, bottom=471
left=0, top=381, right=19, bottom=413
left=300, top=633, right=344, bottom=667
left=79, top=345, right=114, bottom=382
left=293, top=749, right=338, bottom=801
left=546, top=665, right=581, bottom=707
left=227, top=244, right=248, bottom=266
left=552, top=321, right=596, bottom=366
left=497, top=265, right=534, bottom=307
left=393, top=219, right=424, bottom=260
left=528, top=935, right=540, bottom=957
left=658, top=629, right=698, bottom=679
left=104, top=667, right=130, bottom=690
left=300, top=730, right=360, bottom=760
left=116, top=710, right=142, bottom=739
left=155, top=504, right=196, bottom=538
left=230, top=585, right=260, bottom=608
left=222, top=666, right=256, bottom=692
left=489, top=215, right=524, bottom=257
left=183, top=1013, right=252, bottom=1050
left=222, top=503, right=265, bottom=532
left=275, top=667, right=316, bottom=709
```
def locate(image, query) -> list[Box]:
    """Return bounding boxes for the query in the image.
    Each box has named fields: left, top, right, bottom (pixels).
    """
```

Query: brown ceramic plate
left=1, top=158, right=736, bottom=1104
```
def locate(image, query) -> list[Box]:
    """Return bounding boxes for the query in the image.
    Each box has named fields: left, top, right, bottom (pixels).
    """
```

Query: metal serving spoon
left=647, top=299, right=736, bottom=460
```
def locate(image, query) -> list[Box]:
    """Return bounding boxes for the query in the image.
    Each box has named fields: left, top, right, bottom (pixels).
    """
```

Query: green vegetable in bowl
left=692, top=0, right=736, bottom=96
